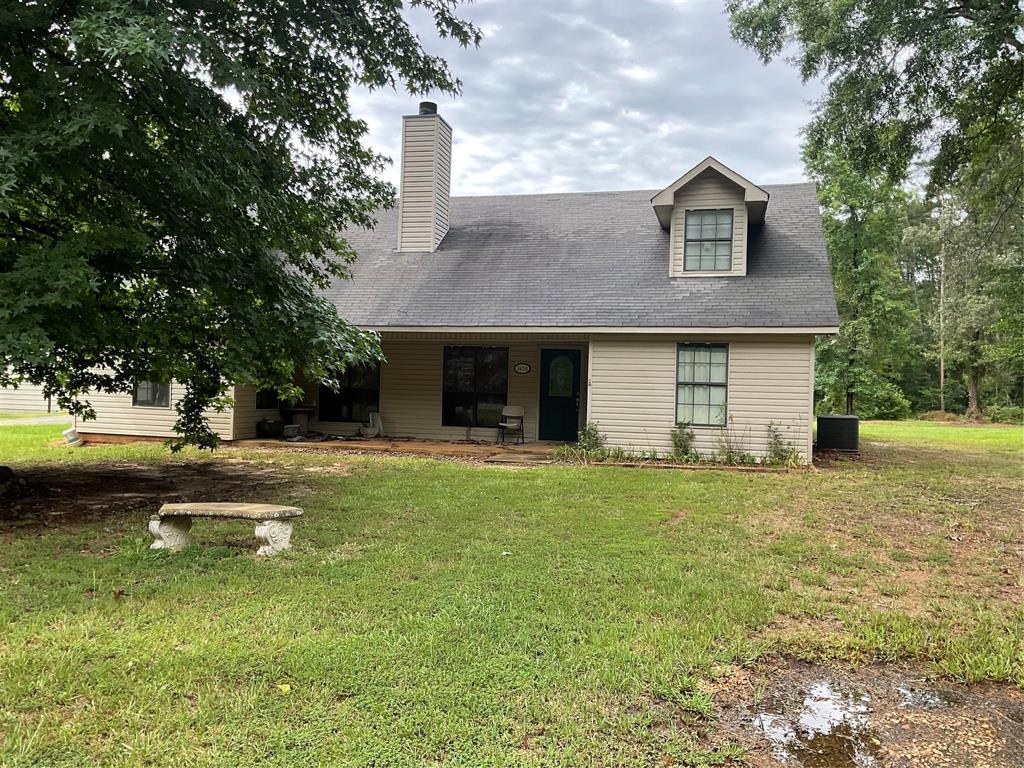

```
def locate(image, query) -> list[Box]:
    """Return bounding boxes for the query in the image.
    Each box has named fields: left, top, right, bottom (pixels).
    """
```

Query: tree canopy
left=1, top=0, right=479, bottom=447
left=727, top=0, right=1023, bottom=202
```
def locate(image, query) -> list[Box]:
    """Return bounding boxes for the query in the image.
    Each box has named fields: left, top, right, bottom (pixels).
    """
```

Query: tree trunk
left=966, top=369, right=983, bottom=420
left=938, top=239, right=946, bottom=412
left=846, top=388, right=855, bottom=415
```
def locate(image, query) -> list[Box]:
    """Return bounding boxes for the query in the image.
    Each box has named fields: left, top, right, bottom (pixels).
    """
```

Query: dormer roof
left=651, top=156, right=770, bottom=230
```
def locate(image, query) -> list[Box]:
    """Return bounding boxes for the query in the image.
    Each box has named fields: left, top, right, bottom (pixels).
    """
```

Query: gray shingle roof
left=325, top=182, right=839, bottom=329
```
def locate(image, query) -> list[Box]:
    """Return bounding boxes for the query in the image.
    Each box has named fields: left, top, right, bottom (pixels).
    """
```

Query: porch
left=234, top=332, right=591, bottom=446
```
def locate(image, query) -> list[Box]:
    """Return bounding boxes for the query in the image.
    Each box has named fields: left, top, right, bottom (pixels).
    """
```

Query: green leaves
left=727, top=0, right=1023, bottom=197
left=1, top=0, right=479, bottom=446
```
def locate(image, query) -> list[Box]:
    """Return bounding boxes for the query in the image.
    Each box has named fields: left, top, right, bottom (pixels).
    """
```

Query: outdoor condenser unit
left=816, top=414, right=860, bottom=452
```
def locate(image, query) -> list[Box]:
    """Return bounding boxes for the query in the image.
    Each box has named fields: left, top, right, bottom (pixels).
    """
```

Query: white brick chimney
left=397, top=101, right=452, bottom=252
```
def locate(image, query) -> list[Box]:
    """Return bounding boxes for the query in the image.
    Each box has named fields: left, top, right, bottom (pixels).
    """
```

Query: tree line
left=728, top=0, right=1023, bottom=421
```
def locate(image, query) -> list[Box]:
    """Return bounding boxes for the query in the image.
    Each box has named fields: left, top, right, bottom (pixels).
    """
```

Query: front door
left=539, top=349, right=582, bottom=441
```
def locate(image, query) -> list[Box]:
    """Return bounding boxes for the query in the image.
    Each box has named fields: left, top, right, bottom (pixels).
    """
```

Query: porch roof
left=324, top=182, right=839, bottom=331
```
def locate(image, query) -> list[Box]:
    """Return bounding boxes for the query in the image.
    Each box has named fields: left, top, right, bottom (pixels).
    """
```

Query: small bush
left=986, top=404, right=1024, bottom=424
left=857, top=382, right=913, bottom=420
left=576, top=421, right=606, bottom=452
left=765, top=423, right=801, bottom=467
left=670, top=423, right=698, bottom=462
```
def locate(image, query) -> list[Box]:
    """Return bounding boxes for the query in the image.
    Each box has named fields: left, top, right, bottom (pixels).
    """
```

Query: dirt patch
left=0, top=459, right=299, bottom=531
left=708, top=658, right=1024, bottom=767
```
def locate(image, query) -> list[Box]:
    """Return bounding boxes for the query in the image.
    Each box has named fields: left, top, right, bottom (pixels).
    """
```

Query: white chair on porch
left=497, top=406, right=525, bottom=445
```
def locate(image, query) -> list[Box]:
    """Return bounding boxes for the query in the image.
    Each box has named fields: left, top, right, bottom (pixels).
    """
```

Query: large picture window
left=443, top=346, right=508, bottom=428
left=133, top=380, right=170, bottom=408
left=684, top=209, right=733, bottom=271
left=676, top=344, right=728, bottom=426
left=319, top=365, right=380, bottom=422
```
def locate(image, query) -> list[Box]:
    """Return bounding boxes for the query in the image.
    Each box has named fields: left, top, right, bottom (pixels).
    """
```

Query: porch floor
left=234, top=436, right=560, bottom=463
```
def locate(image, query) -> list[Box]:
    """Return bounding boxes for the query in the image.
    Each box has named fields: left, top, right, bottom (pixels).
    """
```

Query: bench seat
left=150, top=502, right=303, bottom=556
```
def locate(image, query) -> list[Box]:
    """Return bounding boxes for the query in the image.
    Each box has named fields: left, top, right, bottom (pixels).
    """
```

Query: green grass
left=1, top=420, right=1021, bottom=766
left=860, top=418, right=1024, bottom=453
left=0, top=411, right=65, bottom=421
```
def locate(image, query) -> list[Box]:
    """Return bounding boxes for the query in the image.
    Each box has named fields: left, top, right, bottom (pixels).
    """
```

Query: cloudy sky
left=350, top=0, right=821, bottom=196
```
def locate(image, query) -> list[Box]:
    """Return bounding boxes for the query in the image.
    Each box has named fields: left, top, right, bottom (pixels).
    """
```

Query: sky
left=349, top=0, right=822, bottom=197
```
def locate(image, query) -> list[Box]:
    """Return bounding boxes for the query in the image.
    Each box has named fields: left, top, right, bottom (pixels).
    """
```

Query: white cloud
left=620, top=64, right=657, bottom=82
left=348, top=0, right=820, bottom=195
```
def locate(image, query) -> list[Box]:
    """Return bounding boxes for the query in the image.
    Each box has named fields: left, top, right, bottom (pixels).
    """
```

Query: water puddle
left=754, top=680, right=881, bottom=767
left=715, top=661, right=1024, bottom=767
left=897, top=683, right=963, bottom=710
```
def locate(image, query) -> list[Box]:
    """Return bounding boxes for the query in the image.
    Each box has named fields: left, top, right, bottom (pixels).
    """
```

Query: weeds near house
left=576, top=420, right=606, bottom=452
left=713, top=426, right=756, bottom=465
left=765, top=422, right=802, bottom=467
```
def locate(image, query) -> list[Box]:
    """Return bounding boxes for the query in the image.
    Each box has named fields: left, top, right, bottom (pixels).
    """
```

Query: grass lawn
left=0, top=411, right=64, bottom=421
left=0, top=420, right=1021, bottom=766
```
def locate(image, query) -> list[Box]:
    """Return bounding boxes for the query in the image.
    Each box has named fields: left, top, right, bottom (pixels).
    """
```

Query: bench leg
left=149, top=516, right=193, bottom=551
left=255, top=520, right=293, bottom=557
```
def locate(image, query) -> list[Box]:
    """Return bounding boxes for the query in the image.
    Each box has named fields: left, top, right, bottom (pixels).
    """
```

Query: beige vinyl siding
left=0, top=382, right=50, bottom=412
left=231, top=385, right=284, bottom=440
left=588, top=335, right=814, bottom=462
left=78, top=384, right=235, bottom=440
left=433, top=119, right=452, bottom=247
left=669, top=169, right=747, bottom=277
left=397, top=115, right=451, bottom=252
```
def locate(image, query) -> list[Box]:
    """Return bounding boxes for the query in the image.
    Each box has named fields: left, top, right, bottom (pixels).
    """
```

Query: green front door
left=538, top=349, right=581, bottom=442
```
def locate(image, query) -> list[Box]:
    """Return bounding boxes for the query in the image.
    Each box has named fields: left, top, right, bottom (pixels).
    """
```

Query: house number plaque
left=513, top=363, right=531, bottom=375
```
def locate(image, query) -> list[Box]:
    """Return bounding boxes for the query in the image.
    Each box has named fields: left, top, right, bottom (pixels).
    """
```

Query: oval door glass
left=548, top=355, right=573, bottom=397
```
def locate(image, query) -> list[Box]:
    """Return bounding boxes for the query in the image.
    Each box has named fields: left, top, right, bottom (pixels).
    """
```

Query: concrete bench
left=149, top=502, right=302, bottom=556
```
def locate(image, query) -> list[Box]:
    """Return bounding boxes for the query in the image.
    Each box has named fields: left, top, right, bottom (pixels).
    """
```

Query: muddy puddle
left=712, top=659, right=1024, bottom=767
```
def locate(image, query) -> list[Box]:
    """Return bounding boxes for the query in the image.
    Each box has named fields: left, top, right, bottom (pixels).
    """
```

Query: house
left=0, top=381, right=52, bottom=413
left=73, top=102, right=839, bottom=462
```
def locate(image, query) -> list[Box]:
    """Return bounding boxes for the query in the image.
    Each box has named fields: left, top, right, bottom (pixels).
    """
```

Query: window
left=443, top=346, right=508, bottom=428
left=318, top=365, right=380, bottom=422
left=676, top=344, right=728, bottom=426
left=255, top=389, right=279, bottom=410
left=684, top=209, right=733, bottom=271
left=133, top=380, right=170, bottom=408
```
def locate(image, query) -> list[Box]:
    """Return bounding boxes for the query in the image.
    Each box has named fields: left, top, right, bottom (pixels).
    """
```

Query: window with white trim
left=676, top=344, right=728, bottom=426
left=684, top=209, right=733, bottom=271
left=132, top=380, right=170, bottom=408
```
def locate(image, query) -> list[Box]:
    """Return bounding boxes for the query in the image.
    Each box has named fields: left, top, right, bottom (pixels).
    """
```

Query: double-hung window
left=442, top=346, right=508, bottom=428
left=684, top=209, right=733, bottom=271
left=676, top=344, right=728, bottom=426
left=318, top=365, right=380, bottom=422
left=133, top=380, right=171, bottom=408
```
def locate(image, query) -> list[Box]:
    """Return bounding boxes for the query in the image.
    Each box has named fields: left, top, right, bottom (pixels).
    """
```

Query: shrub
left=670, top=422, right=698, bottom=462
left=577, top=421, right=606, bottom=452
left=986, top=404, right=1024, bottom=424
left=816, top=376, right=912, bottom=420
left=765, top=423, right=801, bottom=467
left=857, top=382, right=912, bottom=420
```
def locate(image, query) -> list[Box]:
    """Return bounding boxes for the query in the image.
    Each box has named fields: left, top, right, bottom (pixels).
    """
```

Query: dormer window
left=651, top=156, right=769, bottom=278
left=684, top=209, right=733, bottom=272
